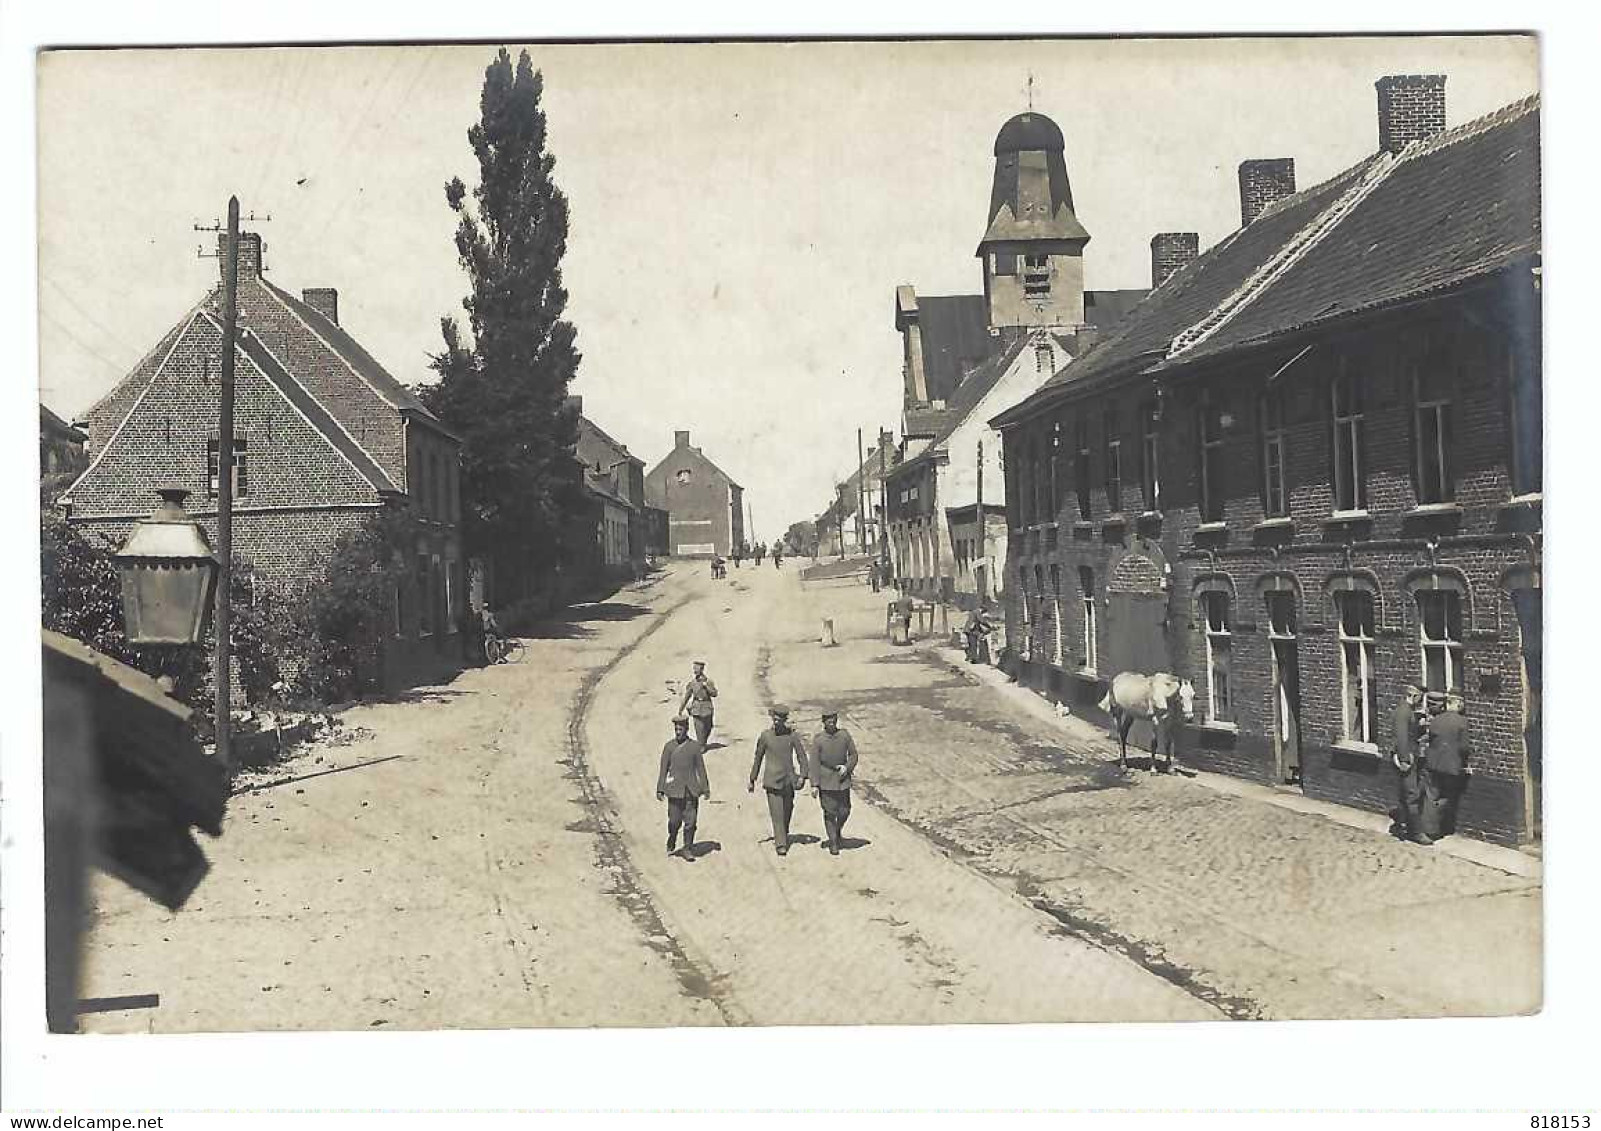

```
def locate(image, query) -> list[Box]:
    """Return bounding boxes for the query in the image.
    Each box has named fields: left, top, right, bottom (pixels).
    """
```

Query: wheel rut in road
left=565, top=589, right=749, bottom=1026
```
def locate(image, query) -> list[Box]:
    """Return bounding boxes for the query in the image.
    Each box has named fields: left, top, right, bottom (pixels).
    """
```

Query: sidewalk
left=770, top=577, right=1542, bottom=1020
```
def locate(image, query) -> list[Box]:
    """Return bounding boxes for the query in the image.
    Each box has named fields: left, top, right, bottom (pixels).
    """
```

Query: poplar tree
left=424, top=48, right=583, bottom=597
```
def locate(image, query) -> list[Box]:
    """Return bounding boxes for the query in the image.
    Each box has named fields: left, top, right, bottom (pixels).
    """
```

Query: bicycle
left=484, top=634, right=526, bottom=665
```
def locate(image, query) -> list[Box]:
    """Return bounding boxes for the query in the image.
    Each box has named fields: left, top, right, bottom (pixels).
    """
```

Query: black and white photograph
left=2, top=11, right=1587, bottom=1120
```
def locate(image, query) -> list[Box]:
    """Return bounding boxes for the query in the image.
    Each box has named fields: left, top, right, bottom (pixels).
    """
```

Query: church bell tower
left=977, top=111, right=1090, bottom=331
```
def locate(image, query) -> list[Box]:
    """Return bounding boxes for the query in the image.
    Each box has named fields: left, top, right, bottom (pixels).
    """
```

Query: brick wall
left=1238, top=159, right=1297, bottom=226
left=1150, top=232, right=1200, bottom=289
left=1377, top=74, right=1448, bottom=155
left=1000, top=289, right=1541, bottom=844
left=645, top=439, right=739, bottom=556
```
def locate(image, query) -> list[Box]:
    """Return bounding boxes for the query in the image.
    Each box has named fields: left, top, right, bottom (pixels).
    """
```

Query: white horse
left=1098, top=671, right=1196, bottom=772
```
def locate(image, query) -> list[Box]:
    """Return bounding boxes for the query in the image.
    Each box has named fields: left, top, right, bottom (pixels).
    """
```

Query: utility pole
left=213, top=196, right=240, bottom=773
left=879, top=434, right=890, bottom=575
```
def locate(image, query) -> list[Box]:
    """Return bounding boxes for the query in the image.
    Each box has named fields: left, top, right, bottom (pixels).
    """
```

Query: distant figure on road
left=679, top=661, right=719, bottom=746
left=657, top=714, right=710, bottom=860
left=754, top=544, right=766, bottom=566
left=732, top=545, right=743, bottom=569
left=1391, top=684, right=1428, bottom=843
left=711, top=555, right=725, bottom=580
left=747, top=704, right=809, bottom=856
left=809, top=709, right=859, bottom=856
left=868, top=560, right=881, bottom=592
left=894, top=593, right=914, bottom=645
left=772, top=543, right=783, bottom=569
left=1422, top=692, right=1471, bottom=841
left=962, top=606, right=992, bottom=663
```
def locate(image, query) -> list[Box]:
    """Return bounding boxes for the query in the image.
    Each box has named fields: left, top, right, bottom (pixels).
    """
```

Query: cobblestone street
left=773, top=572, right=1542, bottom=1020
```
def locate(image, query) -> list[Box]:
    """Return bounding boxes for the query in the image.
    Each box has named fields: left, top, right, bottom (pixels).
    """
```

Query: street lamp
left=114, top=486, right=219, bottom=648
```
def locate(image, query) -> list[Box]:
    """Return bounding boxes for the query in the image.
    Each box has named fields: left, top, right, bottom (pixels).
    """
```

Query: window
left=1336, top=591, right=1377, bottom=745
left=1078, top=566, right=1097, bottom=672
left=393, top=575, right=405, bottom=638
left=1036, top=343, right=1054, bottom=375
left=1019, top=564, right=1033, bottom=660
left=1199, top=396, right=1225, bottom=522
left=1417, top=590, right=1464, bottom=692
left=1033, top=429, right=1050, bottom=523
left=1104, top=408, right=1123, bottom=515
left=417, top=554, right=435, bottom=637
left=1140, top=400, right=1160, bottom=513
left=1413, top=350, right=1453, bottom=504
left=1201, top=591, right=1233, bottom=723
left=993, top=251, right=1017, bottom=276
left=1023, top=254, right=1051, bottom=298
left=1050, top=564, right=1063, bottom=666
left=1508, top=338, right=1542, bottom=496
left=1047, top=422, right=1062, bottom=520
left=1074, top=418, right=1092, bottom=521
left=1261, top=388, right=1289, bottom=518
left=1331, top=365, right=1366, bottom=513
left=207, top=436, right=249, bottom=497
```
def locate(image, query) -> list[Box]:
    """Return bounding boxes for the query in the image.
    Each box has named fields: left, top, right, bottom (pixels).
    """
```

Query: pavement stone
left=769, top=577, right=1543, bottom=1020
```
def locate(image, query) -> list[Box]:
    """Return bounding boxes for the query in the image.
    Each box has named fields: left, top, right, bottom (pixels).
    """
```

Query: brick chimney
left=1150, top=232, right=1200, bottom=288
left=1377, top=74, right=1447, bottom=154
left=1238, top=160, right=1297, bottom=227
left=301, top=288, right=338, bottom=324
left=674, top=430, right=690, bottom=448
left=217, top=231, right=263, bottom=281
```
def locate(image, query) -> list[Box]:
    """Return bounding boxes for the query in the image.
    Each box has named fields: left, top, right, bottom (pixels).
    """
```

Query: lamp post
left=113, top=486, right=220, bottom=710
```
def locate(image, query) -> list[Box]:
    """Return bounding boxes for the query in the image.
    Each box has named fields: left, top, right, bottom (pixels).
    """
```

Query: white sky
left=37, top=36, right=1536, bottom=537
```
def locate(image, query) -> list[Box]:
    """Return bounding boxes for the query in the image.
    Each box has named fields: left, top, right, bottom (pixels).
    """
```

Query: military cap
left=1404, top=683, right=1423, bottom=695
left=671, top=713, right=690, bottom=724
left=820, top=708, right=839, bottom=719
left=768, top=703, right=791, bottom=717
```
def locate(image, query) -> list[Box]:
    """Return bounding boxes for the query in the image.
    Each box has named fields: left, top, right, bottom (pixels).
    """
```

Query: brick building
left=573, top=405, right=649, bottom=583
left=62, top=232, right=465, bottom=692
left=643, top=430, right=745, bottom=557
left=884, top=111, right=1146, bottom=607
left=990, top=78, right=1542, bottom=846
left=816, top=429, right=894, bottom=559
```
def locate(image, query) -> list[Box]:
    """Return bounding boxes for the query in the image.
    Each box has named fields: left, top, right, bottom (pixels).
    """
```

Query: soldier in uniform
left=747, top=704, right=809, bottom=856
left=1422, top=692, right=1471, bottom=841
left=1390, top=684, right=1428, bottom=843
left=809, top=709, right=859, bottom=856
left=679, top=661, right=718, bottom=746
left=657, top=714, right=710, bottom=859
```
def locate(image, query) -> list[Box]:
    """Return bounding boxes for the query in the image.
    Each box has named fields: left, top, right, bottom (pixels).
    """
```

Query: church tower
left=976, top=111, right=1090, bottom=331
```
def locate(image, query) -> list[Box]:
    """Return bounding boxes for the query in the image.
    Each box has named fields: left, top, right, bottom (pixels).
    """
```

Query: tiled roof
left=1161, top=96, right=1540, bottom=369
left=1083, top=288, right=1151, bottom=332
left=991, top=93, right=1539, bottom=428
left=893, top=332, right=1029, bottom=477
left=915, top=294, right=994, bottom=403
left=261, top=280, right=453, bottom=436
left=41, top=403, right=86, bottom=443
left=575, top=414, right=641, bottom=471
left=234, top=326, right=400, bottom=495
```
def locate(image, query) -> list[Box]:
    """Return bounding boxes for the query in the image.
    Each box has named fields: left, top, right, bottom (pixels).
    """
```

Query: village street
left=78, top=562, right=1539, bottom=1033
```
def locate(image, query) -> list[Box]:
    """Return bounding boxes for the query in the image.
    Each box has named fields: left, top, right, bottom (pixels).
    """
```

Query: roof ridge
left=1168, top=151, right=1400, bottom=359
left=1252, top=153, right=1380, bottom=226
left=224, top=315, right=398, bottom=495
left=1404, top=92, right=1541, bottom=162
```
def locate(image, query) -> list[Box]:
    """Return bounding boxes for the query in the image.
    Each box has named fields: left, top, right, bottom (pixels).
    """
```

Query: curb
left=924, top=643, right=1542, bottom=881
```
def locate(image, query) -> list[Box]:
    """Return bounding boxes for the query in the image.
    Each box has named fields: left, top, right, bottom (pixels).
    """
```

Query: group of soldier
left=655, top=661, right=861, bottom=860
left=1390, top=685, right=1471, bottom=845
left=711, top=542, right=785, bottom=579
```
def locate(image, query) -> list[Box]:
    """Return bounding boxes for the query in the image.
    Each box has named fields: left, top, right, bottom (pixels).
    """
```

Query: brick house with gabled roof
left=989, top=77, right=1542, bottom=846
left=62, top=231, right=466, bottom=693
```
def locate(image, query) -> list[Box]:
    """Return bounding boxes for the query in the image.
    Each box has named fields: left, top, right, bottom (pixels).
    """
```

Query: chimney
left=564, top=395, right=583, bottom=415
left=1150, top=232, right=1200, bottom=288
left=301, top=288, right=338, bottom=324
left=1238, top=159, right=1297, bottom=227
left=217, top=231, right=264, bottom=282
left=1377, top=74, right=1447, bottom=155
left=674, top=430, right=690, bottom=448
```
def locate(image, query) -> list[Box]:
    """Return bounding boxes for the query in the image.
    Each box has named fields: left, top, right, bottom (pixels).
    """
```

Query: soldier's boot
left=666, top=820, right=678, bottom=855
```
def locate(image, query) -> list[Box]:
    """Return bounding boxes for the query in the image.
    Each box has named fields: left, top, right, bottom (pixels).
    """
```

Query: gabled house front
left=62, top=232, right=466, bottom=693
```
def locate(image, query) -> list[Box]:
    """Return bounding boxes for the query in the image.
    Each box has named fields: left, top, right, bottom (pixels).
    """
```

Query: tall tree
left=423, top=48, right=583, bottom=598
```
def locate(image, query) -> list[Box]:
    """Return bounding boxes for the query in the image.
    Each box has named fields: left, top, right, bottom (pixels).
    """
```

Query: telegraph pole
left=856, top=427, right=867, bottom=556
left=879, top=434, right=890, bottom=575
left=213, top=196, right=240, bottom=772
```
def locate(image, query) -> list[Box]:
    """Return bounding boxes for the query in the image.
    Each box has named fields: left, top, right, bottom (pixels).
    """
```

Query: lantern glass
left=114, top=487, right=220, bottom=647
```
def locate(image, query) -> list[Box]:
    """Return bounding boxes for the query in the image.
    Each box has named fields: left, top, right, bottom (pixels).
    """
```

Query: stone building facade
left=990, top=78, right=1542, bottom=845
left=62, top=231, right=465, bottom=693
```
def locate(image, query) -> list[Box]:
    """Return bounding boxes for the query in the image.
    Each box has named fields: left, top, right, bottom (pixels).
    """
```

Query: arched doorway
left=1105, top=550, right=1169, bottom=676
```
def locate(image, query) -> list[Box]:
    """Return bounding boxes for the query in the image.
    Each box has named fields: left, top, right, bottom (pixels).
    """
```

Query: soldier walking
left=809, top=709, right=859, bottom=856
left=1422, top=692, right=1471, bottom=841
left=747, top=704, right=809, bottom=856
left=657, top=714, right=710, bottom=860
left=1390, top=684, right=1428, bottom=843
left=678, top=661, right=719, bottom=746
